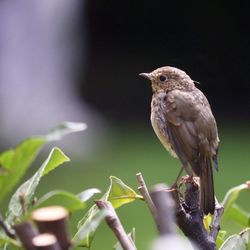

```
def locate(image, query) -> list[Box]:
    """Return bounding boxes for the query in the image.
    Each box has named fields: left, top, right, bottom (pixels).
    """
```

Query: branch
left=150, top=184, right=176, bottom=235
left=95, top=200, right=136, bottom=250
left=172, top=177, right=216, bottom=250
left=209, top=199, right=224, bottom=241
left=136, top=173, right=158, bottom=226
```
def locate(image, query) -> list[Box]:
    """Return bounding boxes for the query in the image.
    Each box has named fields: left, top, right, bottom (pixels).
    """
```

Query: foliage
left=7, top=147, right=70, bottom=223
left=0, top=122, right=87, bottom=248
left=219, top=228, right=250, bottom=250
left=0, top=122, right=87, bottom=203
left=216, top=182, right=250, bottom=249
left=73, top=176, right=142, bottom=248
left=0, top=123, right=142, bottom=249
left=0, top=122, right=249, bottom=249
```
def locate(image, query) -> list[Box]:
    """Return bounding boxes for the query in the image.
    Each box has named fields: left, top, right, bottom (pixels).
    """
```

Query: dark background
left=80, top=1, right=250, bottom=123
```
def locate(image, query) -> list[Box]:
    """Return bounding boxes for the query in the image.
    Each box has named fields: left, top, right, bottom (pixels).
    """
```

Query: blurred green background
left=29, top=123, right=249, bottom=250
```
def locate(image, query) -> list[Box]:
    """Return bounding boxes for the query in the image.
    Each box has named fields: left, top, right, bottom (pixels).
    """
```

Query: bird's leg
left=170, top=165, right=185, bottom=190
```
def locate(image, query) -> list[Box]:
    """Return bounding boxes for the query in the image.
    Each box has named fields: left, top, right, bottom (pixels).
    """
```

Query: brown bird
left=140, top=66, right=219, bottom=214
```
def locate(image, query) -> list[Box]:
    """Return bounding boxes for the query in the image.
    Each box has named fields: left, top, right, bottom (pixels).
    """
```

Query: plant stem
left=136, top=173, right=158, bottom=224
left=95, top=200, right=136, bottom=250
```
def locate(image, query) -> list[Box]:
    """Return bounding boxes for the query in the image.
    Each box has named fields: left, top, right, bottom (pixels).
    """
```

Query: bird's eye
left=159, top=75, right=166, bottom=82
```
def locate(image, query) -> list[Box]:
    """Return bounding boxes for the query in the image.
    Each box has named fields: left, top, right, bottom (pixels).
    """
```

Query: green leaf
left=203, top=214, right=212, bottom=231
left=44, top=122, right=87, bottom=142
left=77, top=176, right=141, bottom=230
left=0, top=122, right=86, bottom=203
left=33, top=190, right=85, bottom=212
left=41, top=148, right=69, bottom=176
left=0, top=229, right=20, bottom=248
left=72, top=208, right=107, bottom=247
left=219, top=228, right=250, bottom=250
left=128, top=227, right=136, bottom=243
left=0, top=138, right=44, bottom=204
left=240, top=229, right=250, bottom=249
left=74, top=176, right=141, bottom=248
left=216, top=230, right=227, bottom=249
left=0, top=237, right=21, bottom=249
left=226, top=204, right=250, bottom=227
left=222, top=183, right=248, bottom=214
left=107, top=176, right=142, bottom=209
left=77, top=188, right=101, bottom=202
left=7, top=147, right=69, bottom=223
left=114, top=228, right=136, bottom=250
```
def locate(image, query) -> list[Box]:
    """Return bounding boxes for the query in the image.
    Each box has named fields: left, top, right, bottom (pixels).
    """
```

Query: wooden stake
left=14, top=222, right=38, bottom=250
left=150, top=184, right=176, bottom=235
left=32, top=233, right=61, bottom=250
left=32, top=206, right=70, bottom=250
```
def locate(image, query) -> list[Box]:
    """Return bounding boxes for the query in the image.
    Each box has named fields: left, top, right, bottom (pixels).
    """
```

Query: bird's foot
left=180, top=175, right=200, bottom=188
left=180, top=175, right=192, bottom=184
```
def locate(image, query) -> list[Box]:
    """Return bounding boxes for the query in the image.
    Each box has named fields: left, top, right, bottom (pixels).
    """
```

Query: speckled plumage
left=140, top=66, right=219, bottom=214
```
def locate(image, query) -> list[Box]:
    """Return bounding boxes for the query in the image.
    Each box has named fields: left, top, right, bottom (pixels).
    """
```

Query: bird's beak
left=139, top=73, right=152, bottom=81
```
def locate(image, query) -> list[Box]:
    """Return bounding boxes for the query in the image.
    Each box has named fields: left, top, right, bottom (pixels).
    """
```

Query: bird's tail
left=200, top=157, right=215, bottom=215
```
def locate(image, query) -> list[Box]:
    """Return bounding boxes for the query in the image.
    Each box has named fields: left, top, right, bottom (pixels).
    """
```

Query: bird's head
left=139, top=66, right=195, bottom=93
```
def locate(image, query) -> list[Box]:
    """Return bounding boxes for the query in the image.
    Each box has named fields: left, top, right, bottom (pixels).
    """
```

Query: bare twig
left=32, top=206, right=70, bottom=250
left=32, top=233, right=61, bottom=250
left=136, top=173, right=158, bottom=223
left=150, top=184, right=176, bottom=235
left=209, top=199, right=224, bottom=241
left=14, top=222, right=38, bottom=250
left=0, top=212, right=15, bottom=239
left=95, top=200, right=136, bottom=250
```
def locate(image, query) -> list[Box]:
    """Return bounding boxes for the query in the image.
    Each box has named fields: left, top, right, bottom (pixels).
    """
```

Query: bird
left=139, top=66, right=219, bottom=215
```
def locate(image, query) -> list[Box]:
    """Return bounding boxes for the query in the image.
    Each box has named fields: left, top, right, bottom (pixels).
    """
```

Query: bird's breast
left=151, top=93, right=177, bottom=158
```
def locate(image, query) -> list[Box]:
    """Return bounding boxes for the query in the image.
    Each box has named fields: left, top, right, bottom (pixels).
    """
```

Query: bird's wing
left=164, top=89, right=204, bottom=175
